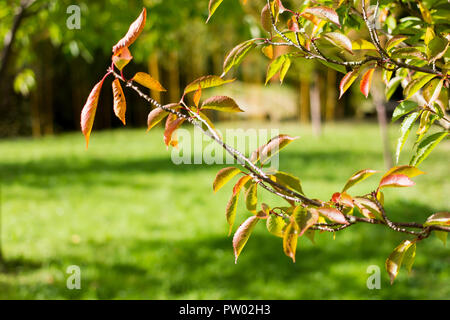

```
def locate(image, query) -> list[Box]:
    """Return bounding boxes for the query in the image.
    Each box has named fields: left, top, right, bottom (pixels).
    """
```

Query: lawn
left=0, top=122, right=448, bottom=299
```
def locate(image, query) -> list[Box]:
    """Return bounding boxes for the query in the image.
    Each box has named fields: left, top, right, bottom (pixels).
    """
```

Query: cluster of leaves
left=210, top=0, right=449, bottom=165
left=81, top=3, right=449, bottom=284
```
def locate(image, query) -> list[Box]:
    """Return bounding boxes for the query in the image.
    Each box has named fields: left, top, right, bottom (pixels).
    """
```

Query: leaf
left=266, top=214, right=286, bottom=238
left=223, top=40, right=257, bottom=76
left=353, top=197, right=383, bottom=220
left=382, top=166, right=425, bottom=180
left=184, top=76, right=235, bottom=94
left=112, top=79, right=126, bottom=125
left=323, top=32, right=353, bottom=54
left=317, top=207, right=349, bottom=225
left=392, top=101, right=418, bottom=122
left=265, top=54, right=287, bottom=84
left=81, top=78, right=105, bottom=149
left=279, top=57, right=291, bottom=84
left=395, top=111, right=420, bottom=164
left=283, top=219, right=298, bottom=262
left=352, top=39, right=377, bottom=51
left=270, top=171, right=304, bottom=195
left=424, top=212, right=450, bottom=227
left=403, top=74, right=436, bottom=100
left=213, top=167, right=241, bottom=193
left=391, top=47, right=426, bottom=60
left=339, top=68, right=360, bottom=99
left=293, top=207, right=319, bottom=237
left=423, top=78, right=444, bottom=105
left=201, top=96, right=243, bottom=112
left=206, top=0, right=224, bottom=23
left=410, top=132, right=448, bottom=166
left=259, top=134, right=299, bottom=164
left=261, top=45, right=274, bottom=59
left=378, top=174, right=415, bottom=189
left=132, top=72, right=166, bottom=92
left=261, top=4, right=272, bottom=33
left=245, top=183, right=258, bottom=213
left=112, top=8, right=147, bottom=54
left=112, top=47, right=133, bottom=71
left=385, top=35, right=408, bottom=52
left=147, top=103, right=179, bottom=132
left=359, top=68, right=375, bottom=98
left=402, top=242, right=416, bottom=274
left=226, top=176, right=252, bottom=235
left=233, top=216, right=259, bottom=263
left=342, top=169, right=377, bottom=192
left=385, top=239, right=416, bottom=284
left=193, top=85, right=202, bottom=107
left=163, top=114, right=185, bottom=148
left=435, top=231, right=447, bottom=246
left=303, top=6, right=341, bottom=27
left=385, top=77, right=402, bottom=101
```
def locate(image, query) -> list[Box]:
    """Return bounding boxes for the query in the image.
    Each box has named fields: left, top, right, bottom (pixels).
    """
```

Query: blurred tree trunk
left=148, top=53, right=161, bottom=104
left=299, top=76, right=310, bottom=123
left=0, top=184, right=3, bottom=265
left=42, top=43, right=54, bottom=135
left=168, top=51, right=180, bottom=104
left=325, top=69, right=336, bottom=122
left=310, top=73, right=322, bottom=136
left=30, top=84, right=41, bottom=137
left=372, top=85, right=393, bottom=169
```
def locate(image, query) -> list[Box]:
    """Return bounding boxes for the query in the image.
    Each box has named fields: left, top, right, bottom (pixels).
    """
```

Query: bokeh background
left=0, top=0, right=448, bottom=299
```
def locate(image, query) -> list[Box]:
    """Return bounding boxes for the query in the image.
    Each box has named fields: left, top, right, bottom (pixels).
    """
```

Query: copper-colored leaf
left=233, top=216, right=259, bottom=263
left=317, top=207, right=349, bottom=225
left=424, top=212, right=450, bottom=226
left=226, top=175, right=252, bottom=236
left=378, top=174, right=415, bottom=189
left=201, top=96, right=243, bottom=113
left=146, top=103, right=180, bottom=132
left=323, top=32, right=353, bottom=54
left=381, top=165, right=424, bottom=181
left=81, top=79, right=105, bottom=149
left=259, top=134, right=299, bottom=164
left=261, top=4, right=272, bottom=33
left=193, top=85, right=202, bottom=107
left=112, top=79, right=126, bottom=125
left=163, top=114, right=184, bottom=148
left=360, top=68, right=375, bottom=98
left=339, top=68, right=360, bottom=99
left=184, top=76, right=235, bottom=95
left=112, top=8, right=147, bottom=54
left=303, top=6, right=341, bottom=27
left=132, top=72, right=166, bottom=92
left=283, top=219, right=298, bottom=262
left=112, top=47, right=133, bottom=71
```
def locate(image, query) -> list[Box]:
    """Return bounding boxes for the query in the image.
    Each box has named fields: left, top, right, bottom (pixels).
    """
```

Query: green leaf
left=266, top=214, right=286, bottom=238
left=391, top=47, right=426, bottom=60
left=424, top=212, right=450, bottom=227
left=226, top=176, right=252, bottom=236
left=201, top=96, right=244, bottom=112
left=233, top=216, right=259, bottom=263
left=352, top=39, right=377, bottom=51
left=342, top=169, right=377, bottom=192
left=353, top=197, right=383, bottom=220
left=266, top=54, right=289, bottom=84
left=245, top=183, right=258, bottom=213
left=410, top=132, right=448, bottom=166
left=385, top=35, right=408, bottom=52
left=184, top=76, right=235, bottom=95
left=403, top=242, right=416, bottom=274
left=403, top=74, right=436, bottom=100
left=213, top=167, right=241, bottom=193
left=395, top=111, right=421, bottom=163
left=270, top=171, right=304, bottom=195
left=279, top=57, right=291, bottom=84
left=322, top=32, right=353, bottom=54
left=392, top=101, right=418, bottom=122
left=423, top=78, right=444, bottom=105
left=435, top=231, right=447, bottom=246
left=293, top=207, right=319, bottom=237
left=317, top=59, right=347, bottom=74
left=222, top=40, right=257, bottom=76
left=206, top=0, right=224, bottom=23
left=283, top=219, right=299, bottom=262
left=385, top=239, right=416, bottom=284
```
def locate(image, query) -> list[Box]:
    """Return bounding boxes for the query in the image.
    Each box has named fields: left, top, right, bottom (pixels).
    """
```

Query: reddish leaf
left=112, top=8, right=147, bottom=54
left=112, top=47, right=133, bottom=71
left=287, top=17, right=300, bottom=32
left=259, top=134, right=299, bottom=164
left=303, top=6, right=341, bottom=27
left=132, top=72, right=166, bottom=92
left=201, top=96, right=243, bottom=113
left=163, top=114, right=184, bottom=148
left=360, top=68, right=375, bottom=98
left=81, top=78, right=105, bottom=149
left=112, top=79, right=126, bottom=125
left=193, top=85, right=202, bottom=107
left=261, top=4, right=272, bottom=33
left=339, top=68, right=360, bottom=99
left=147, top=103, right=179, bottom=132
left=323, top=32, right=353, bottom=54
left=381, top=165, right=425, bottom=180
left=317, top=207, right=349, bottom=225
left=379, top=174, right=415, bottom=189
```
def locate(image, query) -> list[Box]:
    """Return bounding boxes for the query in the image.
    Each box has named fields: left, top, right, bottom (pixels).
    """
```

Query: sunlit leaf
left=206, top=0, right=225, bottom=23
left=112, top=79, right=126, bottom=125
left=163, top=114, right=184, bottom=148
left=342, top=169, right=377, bottom=192
left=112, top=47, right=133, bottom=71
left=233, top=216, right=259, bottom=263
left=317, top=207, right=349, bottom=225
left=395, top=111, right=421, bottom=163
left=353, top=197, right=383, bottom=220
left=392, top=101, right=418, bottom=122
left=303, top=6, right=341, bottom=27
left=385, top=76, right=402, bottom=101
left=132, top=72, right=166, bottom=92
left=81, top=78, right=105, bottom=149
left=213, top=167, right=241, bottom=193
left=226, top=175, right=252, bottom=235
left=193, top=85, right=202, bottom=107
left=147, top=103, right=179, bottom=132
left=352, top=39, right=377, bottom=51
left=266, top=214, right=286, bottom=238
left=323, top=32, right=353, bottom=54
left=245, top=182, right=258, bottom=213
left=283, top=218, right=298, bottom=262
left=386, top=239, right=416, bottom=284
left=112, top=8, right=147, bottom=54
left=382, top=166, right=425, bottom=181
left=403, top=74, right=436, bottom=100
left=223, top=40, right=257, bottom=76
left=391, top=47, right=426, bottom=60
left=360, top=68, right=375, bottom=98
left=293, top=207, right=319, bottom=237
left=423, top=78, right=444, bottom=105
left=259, top=134, right=299, bottom=164
left=270, top=171, right=304, bottom=195
left=385, top=35, right=408, bottom=52
left=410, top=132, right=448, bottom=166
left=424, top=212, right=450, bottom=226
left=378, top=174, right=415, bottom=189
left=201, top=96, right=243, bottom=112
left=184, top=76, right=235, bottom=94
left=339, top=68, right=360, bottom=99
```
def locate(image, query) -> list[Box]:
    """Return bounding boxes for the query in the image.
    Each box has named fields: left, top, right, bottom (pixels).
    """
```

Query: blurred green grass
left=0, top=122, right=448, bottom=299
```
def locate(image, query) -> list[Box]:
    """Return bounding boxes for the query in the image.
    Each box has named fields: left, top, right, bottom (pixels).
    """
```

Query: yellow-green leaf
left=201, top=96, right=243, bottom=112
left=132, top=72, right=167, bottom=92
left=386, top=239, right=416, bottom=284
left=233, top=215, right=259, bottom=263
left=184, top=75, right=235, bottom=94
left=342, top=169, right=377, bottom=192
left=213, top=167, right=241, bottom=193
